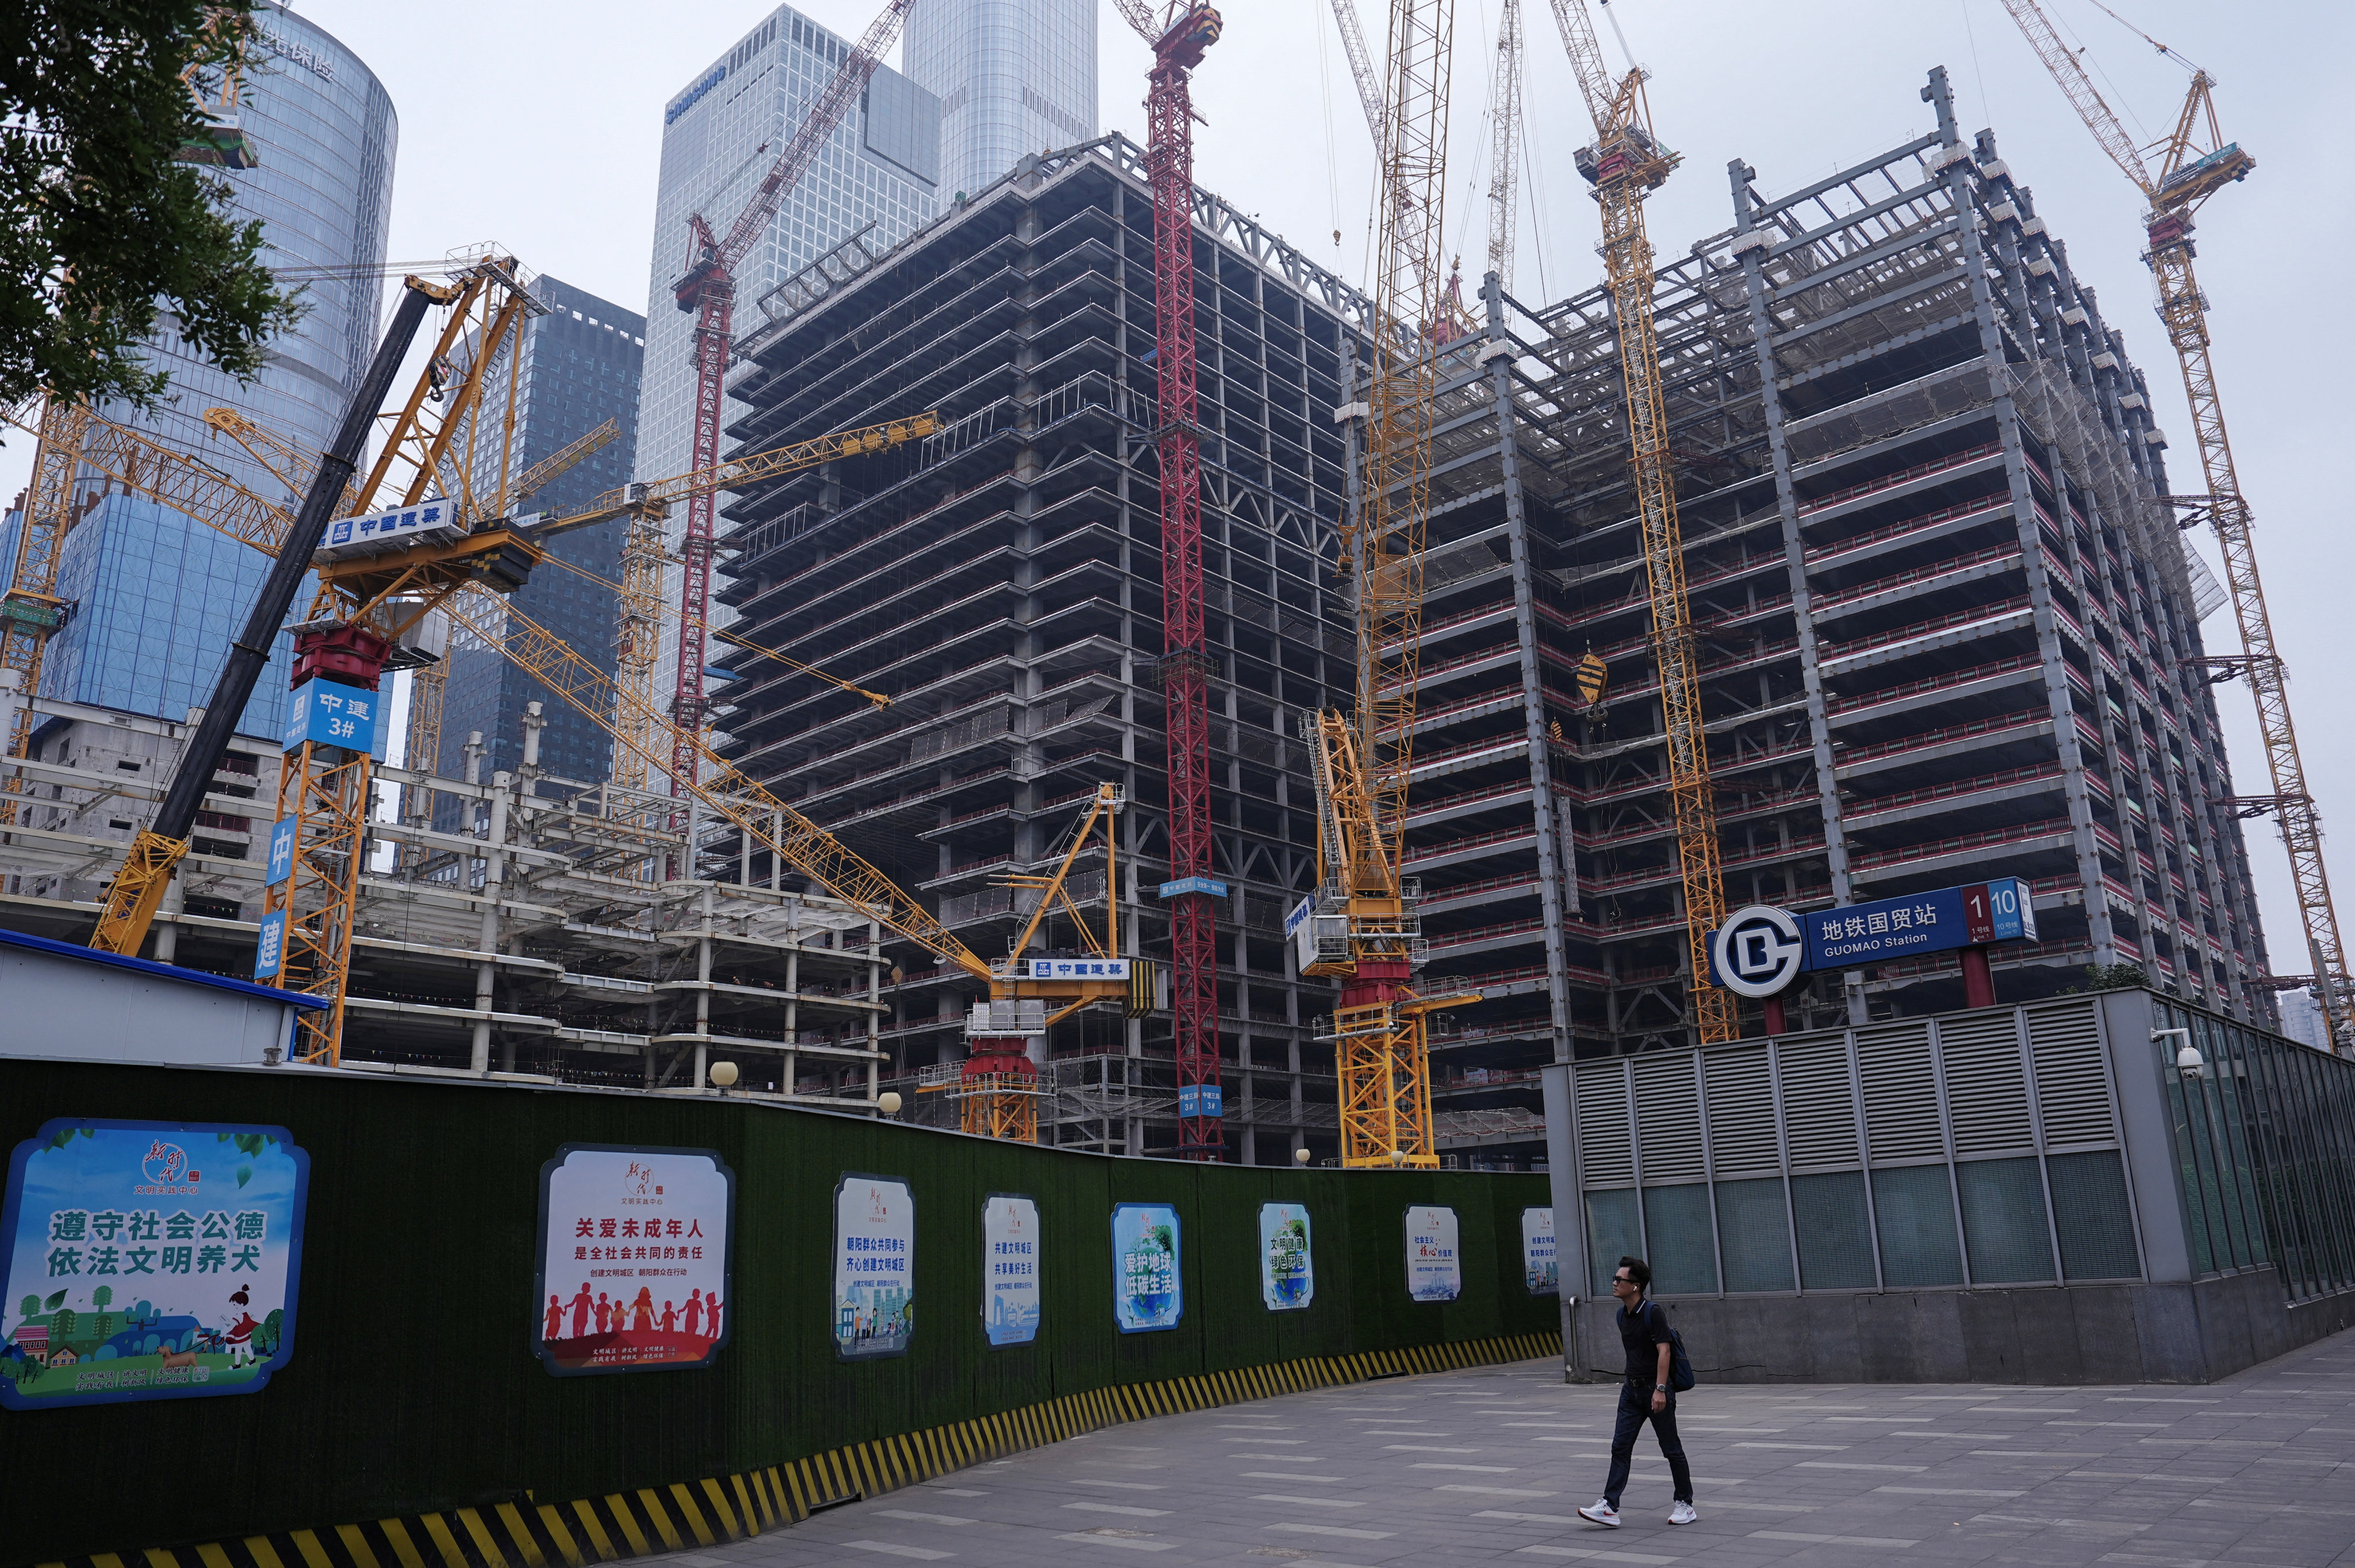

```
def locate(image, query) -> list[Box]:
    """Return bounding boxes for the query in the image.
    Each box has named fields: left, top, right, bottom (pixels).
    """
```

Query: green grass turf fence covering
left=0, top=1059, right=1556, bottom=1563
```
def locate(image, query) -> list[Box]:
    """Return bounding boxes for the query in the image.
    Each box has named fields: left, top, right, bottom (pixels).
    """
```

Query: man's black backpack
left=1631, top=1300, right=1697, bottom=1392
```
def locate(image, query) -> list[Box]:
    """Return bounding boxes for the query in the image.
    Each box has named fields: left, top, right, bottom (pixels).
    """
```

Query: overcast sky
left=7, top=0, right=2346, bottom=974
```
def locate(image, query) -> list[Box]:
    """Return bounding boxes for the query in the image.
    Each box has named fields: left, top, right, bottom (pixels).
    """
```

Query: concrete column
left=867, top=918, right=882, bottom=1104
left=691, top=884, right=715, bottom=1090
left=471, top=770, right=511, bottom=1073
left=152, top=878, right=185, bottom=966
left=1482, top=273, right=1577, bottom=1062
left=784, top=902, right=800, bottom=1096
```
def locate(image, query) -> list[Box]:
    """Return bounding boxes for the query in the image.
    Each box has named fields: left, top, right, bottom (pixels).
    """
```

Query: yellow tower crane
left=1298, top=0, right=1463, bottom=1169
left=1542, top=0, right=1735, bottom=1043
left=1997, top=1, right=2346, bottom=1052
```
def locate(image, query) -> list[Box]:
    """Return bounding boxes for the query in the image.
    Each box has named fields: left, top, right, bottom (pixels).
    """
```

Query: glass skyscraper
left=437, top=278, right=646, bottom=787
left=905, top=0, right=1097, bottom=200
left=636, top=6, right=941, bottom=714
left=39, top=6, right=396, bottom=740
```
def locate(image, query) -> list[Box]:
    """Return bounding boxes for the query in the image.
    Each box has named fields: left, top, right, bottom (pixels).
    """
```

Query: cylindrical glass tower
left=43, top=5, right=397, bottom=737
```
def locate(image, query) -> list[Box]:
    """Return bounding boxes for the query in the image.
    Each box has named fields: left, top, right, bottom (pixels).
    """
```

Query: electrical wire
left=1311, top=0, right=1344, bottom=247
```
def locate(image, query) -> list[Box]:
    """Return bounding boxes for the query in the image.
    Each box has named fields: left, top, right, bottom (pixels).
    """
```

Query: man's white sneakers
left=1576, top=1501, right=1621, bottom=1528
left=1669, top=1501, right=1699, bottom=1526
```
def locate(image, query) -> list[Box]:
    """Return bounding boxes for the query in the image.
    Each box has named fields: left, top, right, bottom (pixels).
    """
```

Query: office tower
left=37, top=8, right=396, bottom=740
left=718, top=141, right=1361, bottom=1162
left=438, top=278, right=646, bottom=788
left=636, top=7, right=941, bottom=712
left=904, top=0, right=1098, bottom=199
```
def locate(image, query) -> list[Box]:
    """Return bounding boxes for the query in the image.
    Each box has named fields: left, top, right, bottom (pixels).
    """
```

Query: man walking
left=1577, top=1256, right=1696, bottom=1528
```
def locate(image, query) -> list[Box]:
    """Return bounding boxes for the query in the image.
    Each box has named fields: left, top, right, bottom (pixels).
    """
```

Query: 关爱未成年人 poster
left=535, top=1145, right=733, bottom=1375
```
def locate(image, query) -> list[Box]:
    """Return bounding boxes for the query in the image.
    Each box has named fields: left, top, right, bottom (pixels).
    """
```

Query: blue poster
left=1522, top=1206, right=1559, bottom=1296
left=982, top=1193, right=1040, bottom=1347
left=1259, top=1202, right=1313, bottom=1310
left=1406, top=1204, right=1462, bottom=1302
left=834, top=1173, right=914, bottom=1359
left=1, top=1120, right=309, bottom=1409
left=1112, top=1202, right=1181, bottom=1332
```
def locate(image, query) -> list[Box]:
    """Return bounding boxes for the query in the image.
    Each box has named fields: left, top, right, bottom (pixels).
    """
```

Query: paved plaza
left=651, top=1331, right=2355, bottom=1566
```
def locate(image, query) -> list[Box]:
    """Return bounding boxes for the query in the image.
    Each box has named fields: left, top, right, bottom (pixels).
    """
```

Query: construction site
left=0, top=0, right=2344, bottom=1177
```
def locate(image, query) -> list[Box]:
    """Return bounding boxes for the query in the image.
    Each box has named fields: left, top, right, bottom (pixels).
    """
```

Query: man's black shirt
left=1617, top=1298, right=1672, bottom=1382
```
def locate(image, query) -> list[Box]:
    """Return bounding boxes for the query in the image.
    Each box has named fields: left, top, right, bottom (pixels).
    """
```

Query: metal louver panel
left=1576, top=1062, right=1635, bottom=1186
left=1704, top=1047, right=1780, bottom=1175
left=1775, top=1033, right=1860, bottom=1169
left=1858, top=1022, right=1944, bottom=1162
left=1633, top=1054, right=1705, bottom=1181
left=1940, top=1012, right=2034, bottom=1154
left=2027, top=998, right=2118, bottom=1147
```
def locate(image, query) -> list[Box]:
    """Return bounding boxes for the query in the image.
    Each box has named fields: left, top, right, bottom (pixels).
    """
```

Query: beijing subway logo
left=1710, top=904, right=1805, bottom=998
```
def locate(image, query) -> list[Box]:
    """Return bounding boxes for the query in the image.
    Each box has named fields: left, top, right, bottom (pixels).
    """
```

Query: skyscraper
left=904, top=0, right=1098, bottom=199
left=636, top=7, right=942, bottom=714
left=37, top=8, right=396, bottom=740
left=437, top=278, right=646, bottom=787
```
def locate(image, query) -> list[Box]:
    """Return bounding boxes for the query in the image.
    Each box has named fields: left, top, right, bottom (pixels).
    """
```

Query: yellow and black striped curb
left=38, top=1329, right=1562, bottom=1568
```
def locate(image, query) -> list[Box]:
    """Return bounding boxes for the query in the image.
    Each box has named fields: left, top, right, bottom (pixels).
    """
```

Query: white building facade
left=905, top=0, right=1096, bottom=201
left=635, top=6, right=942, bottom=713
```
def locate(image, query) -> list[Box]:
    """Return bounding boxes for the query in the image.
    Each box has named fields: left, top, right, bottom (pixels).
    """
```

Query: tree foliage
left=1, top=0, right=302, bottom=410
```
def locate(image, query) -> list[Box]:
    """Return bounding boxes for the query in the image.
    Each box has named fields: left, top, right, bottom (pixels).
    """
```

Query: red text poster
left=534, top=1145, right=733, bottom=1375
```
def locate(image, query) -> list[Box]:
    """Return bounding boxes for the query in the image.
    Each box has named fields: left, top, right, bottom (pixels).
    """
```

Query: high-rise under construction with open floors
left=1391, top=69, right=2272, bottom=1159
left=713, top=138, right=1367, bottom=1162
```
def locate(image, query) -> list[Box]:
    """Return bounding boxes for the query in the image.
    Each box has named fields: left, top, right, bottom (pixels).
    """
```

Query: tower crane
left=1997, top=1, right=2347, bottom=1053
left=1297, top=0, right=1461, bottom=1169
left=54, top=294, right=935, bottom=1059
left=1543, top=0, right=1735, bottom=1043
left=1107, top=0, right=1225, bottom=1158
left=43, top=393, right=1130, bottom=1125
left=666, top=0, right=916, bottom=799
left=1484, top=0, right=1523, bottom=290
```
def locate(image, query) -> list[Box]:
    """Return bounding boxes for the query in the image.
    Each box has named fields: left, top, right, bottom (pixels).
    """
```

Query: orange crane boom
left=1997, top=0, right=2345, bottom=1052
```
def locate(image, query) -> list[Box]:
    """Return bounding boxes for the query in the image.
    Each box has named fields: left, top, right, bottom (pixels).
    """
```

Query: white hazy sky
left=7, top=0, right=2347, bottom=975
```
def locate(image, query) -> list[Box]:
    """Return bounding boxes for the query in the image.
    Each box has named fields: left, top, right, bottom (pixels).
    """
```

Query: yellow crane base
left=90, top=829, right=192, bottom=956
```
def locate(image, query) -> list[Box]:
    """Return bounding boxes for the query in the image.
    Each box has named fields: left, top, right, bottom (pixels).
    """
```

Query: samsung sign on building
left=1708, top=879, right=2036, bottom=998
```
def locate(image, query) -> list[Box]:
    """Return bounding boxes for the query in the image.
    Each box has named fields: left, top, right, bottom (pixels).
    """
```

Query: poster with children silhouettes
left=1, top=1119, right=310, bottom=1409
left=534, top=1145, right=734, bottom=1376
left=835, top=1174, right=915, bottom=1360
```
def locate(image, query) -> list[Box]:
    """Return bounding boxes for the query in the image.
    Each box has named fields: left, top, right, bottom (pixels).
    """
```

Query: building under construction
left=713, top=136, right=1367, bottom=1162
left=0, top=73, right=2284, bottom=1165
left=1397, top=70, right=2273, bottom=1155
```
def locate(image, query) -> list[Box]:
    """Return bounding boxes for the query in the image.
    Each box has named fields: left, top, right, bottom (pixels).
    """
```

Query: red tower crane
left=668, top=0, right=916, bottom=794
left=1110, top=0, right=1224, bottom=1157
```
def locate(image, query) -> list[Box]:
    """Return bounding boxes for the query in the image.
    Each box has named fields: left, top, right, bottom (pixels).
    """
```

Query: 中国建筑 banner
left=1259, top=1202, right=1313, bottom=1310
left=983, top=1193, right=1040, bottom=1347
left=1113, top=1202, right=1181, bottom=1332
left=836, top=1173, right=915, bottom=1359
left=535, top=1146, right=732, bottom=1375
left=2, top=1120, right=309, bottom=1409
left=1522, top=1206, right=1558, bottom=1295
left=1405, top=1204, right=1462, bottom=1302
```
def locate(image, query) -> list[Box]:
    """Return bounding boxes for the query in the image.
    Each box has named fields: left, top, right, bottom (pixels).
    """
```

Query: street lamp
left=877, top=1091, right=903, bottom=1116
left=709, top=1060, right=739, bottom=1093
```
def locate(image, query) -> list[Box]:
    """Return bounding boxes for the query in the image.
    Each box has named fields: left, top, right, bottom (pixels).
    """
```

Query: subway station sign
left=1708, top=879, right=2036, bottom=998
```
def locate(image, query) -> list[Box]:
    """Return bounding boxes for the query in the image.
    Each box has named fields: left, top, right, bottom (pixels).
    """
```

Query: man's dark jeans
left=1603, top=1378, right=1692, bottom=1508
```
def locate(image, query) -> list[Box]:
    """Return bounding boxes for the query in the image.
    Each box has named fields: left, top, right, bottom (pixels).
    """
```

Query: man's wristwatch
left=1654, top=1384, right=1669, bottom=1392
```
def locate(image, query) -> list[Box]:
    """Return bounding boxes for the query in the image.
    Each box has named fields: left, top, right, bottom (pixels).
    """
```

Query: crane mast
left=1484, top=0, right=1522, bottom=289
left=1544, top=0, right=1735, bottom=1044
left=1303, top=0, right=1456, bottom=1169
left=1110, top=0, right=1225, bottom=1157
left=667, top=0, right=916, bottom=798
left=1999, top=1, right=2345, bottom=1052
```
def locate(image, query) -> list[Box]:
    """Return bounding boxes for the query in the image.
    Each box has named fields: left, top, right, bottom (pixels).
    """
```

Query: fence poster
left=835, top=1173, right=915, bottom=1359
left=983, top=1192, right=1040, bottom=1347
left=1112, top=1201, right=1182, bottom=1332
left=1259, top=1202, right=1314, bottom=1310
left=2, top=1119, right=309, bottom=1409
left=535, top=1144, right=733, bottom=1375
left=1405, top=1204, right=1462, bottom=1302
left=1521, top=1206, right=1559, bottom=1295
